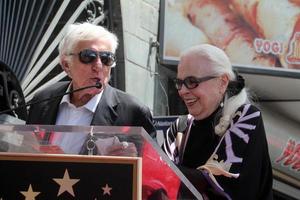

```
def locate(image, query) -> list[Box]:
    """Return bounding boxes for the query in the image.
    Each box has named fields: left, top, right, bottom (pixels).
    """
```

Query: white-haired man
left=27, top=22, right=156, bottom=154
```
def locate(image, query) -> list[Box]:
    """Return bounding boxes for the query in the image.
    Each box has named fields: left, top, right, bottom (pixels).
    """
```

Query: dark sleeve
left=26, top=82, right=67, bottom=125
left=161, top=116, right=188, bottom=162
left=26, top=92, right=50, bottom=124
left=177, top=166, right=230, bottom=199
left=115, top=90, right=157, bottom=138
left=217, top=106, right=273, bottom=200
left=136, top=105, right=157, bottom=139
left=26, top=94, right=39, bottom=124
left=178, top=166, right=208, bottom=191
left=26, top=92, right=60, bottom=125
left=162, top=119, right=178, bottom=157
left=231, top=114, right=273, bottom=200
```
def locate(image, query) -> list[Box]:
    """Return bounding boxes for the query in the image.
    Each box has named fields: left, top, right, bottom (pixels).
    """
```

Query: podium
left=0, top=124, right=203, bottom=200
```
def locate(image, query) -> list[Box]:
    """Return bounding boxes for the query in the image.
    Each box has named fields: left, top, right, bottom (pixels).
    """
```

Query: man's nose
left=91, top=57, right=103, bottom=70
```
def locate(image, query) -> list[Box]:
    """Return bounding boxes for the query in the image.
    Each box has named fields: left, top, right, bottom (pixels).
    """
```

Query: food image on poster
left=161, top=0, right=300, bottom=70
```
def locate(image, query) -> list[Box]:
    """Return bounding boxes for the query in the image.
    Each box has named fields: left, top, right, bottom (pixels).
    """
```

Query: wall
left=120, top=0, right=160, bottom=111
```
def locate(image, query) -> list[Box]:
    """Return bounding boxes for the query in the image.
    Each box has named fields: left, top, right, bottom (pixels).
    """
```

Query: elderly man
left=26, top=22, right=156, bottom=154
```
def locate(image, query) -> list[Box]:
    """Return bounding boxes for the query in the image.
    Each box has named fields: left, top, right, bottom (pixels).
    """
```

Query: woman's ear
left=220, top=74, right=229, bottom=93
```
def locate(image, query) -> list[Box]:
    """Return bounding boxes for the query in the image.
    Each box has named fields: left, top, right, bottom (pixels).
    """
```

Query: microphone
left=0, top=81, right=102, bottom=115
left=94, top=81, right=102, bottom=89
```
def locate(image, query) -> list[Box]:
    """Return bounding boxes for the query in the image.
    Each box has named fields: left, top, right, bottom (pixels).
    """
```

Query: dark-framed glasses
left=69, top=49, right=116, bottom=66
left=173, top=76, right=217, bottom=90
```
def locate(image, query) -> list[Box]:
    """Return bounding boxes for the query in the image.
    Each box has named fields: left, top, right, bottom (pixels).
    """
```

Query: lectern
left=0, top=124, right=202, bottom=200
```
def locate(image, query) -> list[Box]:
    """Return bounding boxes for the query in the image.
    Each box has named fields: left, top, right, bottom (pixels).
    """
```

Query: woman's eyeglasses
left=173, top=76, right=216, bottom=90
left=69, top=49, right=116, bottom=66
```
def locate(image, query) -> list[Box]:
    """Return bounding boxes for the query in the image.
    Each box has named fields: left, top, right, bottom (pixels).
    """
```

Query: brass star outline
left=102, top=184, right=112, bottom=196
left=20, top=184, right=40, bottom=200
left=53, top=169, right=79, bottom=197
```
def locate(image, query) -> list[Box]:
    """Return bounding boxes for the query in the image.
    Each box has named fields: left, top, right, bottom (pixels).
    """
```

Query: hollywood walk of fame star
left=20, top=184, right=40, bottom=200
left=102, top=184, right=112, bottom=196
left=53, top=169, right=79, bottom=197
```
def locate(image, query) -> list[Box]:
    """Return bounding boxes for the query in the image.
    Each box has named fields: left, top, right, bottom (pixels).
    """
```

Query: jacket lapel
left=91, top=85, right=119, bottom=126
left=41, top=82, right=69, bottom=124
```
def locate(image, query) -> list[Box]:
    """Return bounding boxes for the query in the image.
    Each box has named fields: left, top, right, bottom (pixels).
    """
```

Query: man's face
left=63, top=38, right=113, bottom=97
left=177, top=54, right=228, bottom=120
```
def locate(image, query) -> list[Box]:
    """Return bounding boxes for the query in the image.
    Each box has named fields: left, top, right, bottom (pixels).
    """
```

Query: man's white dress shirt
left=53, top=88, right=102, bottom=154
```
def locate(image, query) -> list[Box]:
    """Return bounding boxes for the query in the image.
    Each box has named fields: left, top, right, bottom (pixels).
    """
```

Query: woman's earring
left=220, top=101, right=224, bottom=108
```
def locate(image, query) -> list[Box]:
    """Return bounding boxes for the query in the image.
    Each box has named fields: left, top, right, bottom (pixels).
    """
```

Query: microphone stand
left=0, top=82, right=102, bottom=115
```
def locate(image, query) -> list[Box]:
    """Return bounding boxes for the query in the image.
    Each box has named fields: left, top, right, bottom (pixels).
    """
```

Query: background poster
left=160, top=0, right=300, bottom=74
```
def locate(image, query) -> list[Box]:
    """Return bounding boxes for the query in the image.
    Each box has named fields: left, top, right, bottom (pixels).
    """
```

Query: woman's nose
left=178, top=84, right=189, bottom=95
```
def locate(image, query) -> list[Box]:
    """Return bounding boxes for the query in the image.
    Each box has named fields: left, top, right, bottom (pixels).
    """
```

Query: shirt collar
left=60, top=84, right=103, bottom=113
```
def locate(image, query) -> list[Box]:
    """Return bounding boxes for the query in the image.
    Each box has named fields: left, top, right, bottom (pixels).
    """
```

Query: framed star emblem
left=0, top=153, right=141, bottom=200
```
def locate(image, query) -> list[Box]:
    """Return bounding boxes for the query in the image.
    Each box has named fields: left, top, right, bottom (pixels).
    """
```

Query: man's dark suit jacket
left=26, top=81, right=156, bottom=137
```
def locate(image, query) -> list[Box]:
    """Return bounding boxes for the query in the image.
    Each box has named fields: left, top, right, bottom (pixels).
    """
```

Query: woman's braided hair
left=214, top=71, right=248, bottom=136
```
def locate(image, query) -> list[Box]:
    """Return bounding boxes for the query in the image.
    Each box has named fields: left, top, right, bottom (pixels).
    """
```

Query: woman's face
left=177, top=54, right=228, bottom=120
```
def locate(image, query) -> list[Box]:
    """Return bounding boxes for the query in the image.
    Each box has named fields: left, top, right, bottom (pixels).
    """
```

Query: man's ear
left=61, top=60, right=71, bottom=78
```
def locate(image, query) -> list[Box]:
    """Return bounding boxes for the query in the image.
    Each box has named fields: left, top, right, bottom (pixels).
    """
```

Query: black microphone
left=0, top=81, right=102, bottom=115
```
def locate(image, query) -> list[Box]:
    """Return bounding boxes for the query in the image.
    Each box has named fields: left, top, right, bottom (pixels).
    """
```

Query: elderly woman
left=163, top=44, right=273, bottom=199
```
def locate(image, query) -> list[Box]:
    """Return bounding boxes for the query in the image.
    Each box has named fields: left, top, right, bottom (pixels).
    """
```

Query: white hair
left=58, top=22, right=119, bottom=65
left=182, top=44, right=249, bottom=136
left=181, top=44, right=235, bottom=80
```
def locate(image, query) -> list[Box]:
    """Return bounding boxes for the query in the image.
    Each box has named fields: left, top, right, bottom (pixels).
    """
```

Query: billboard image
left=159, top=0, right=300, bottom=74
